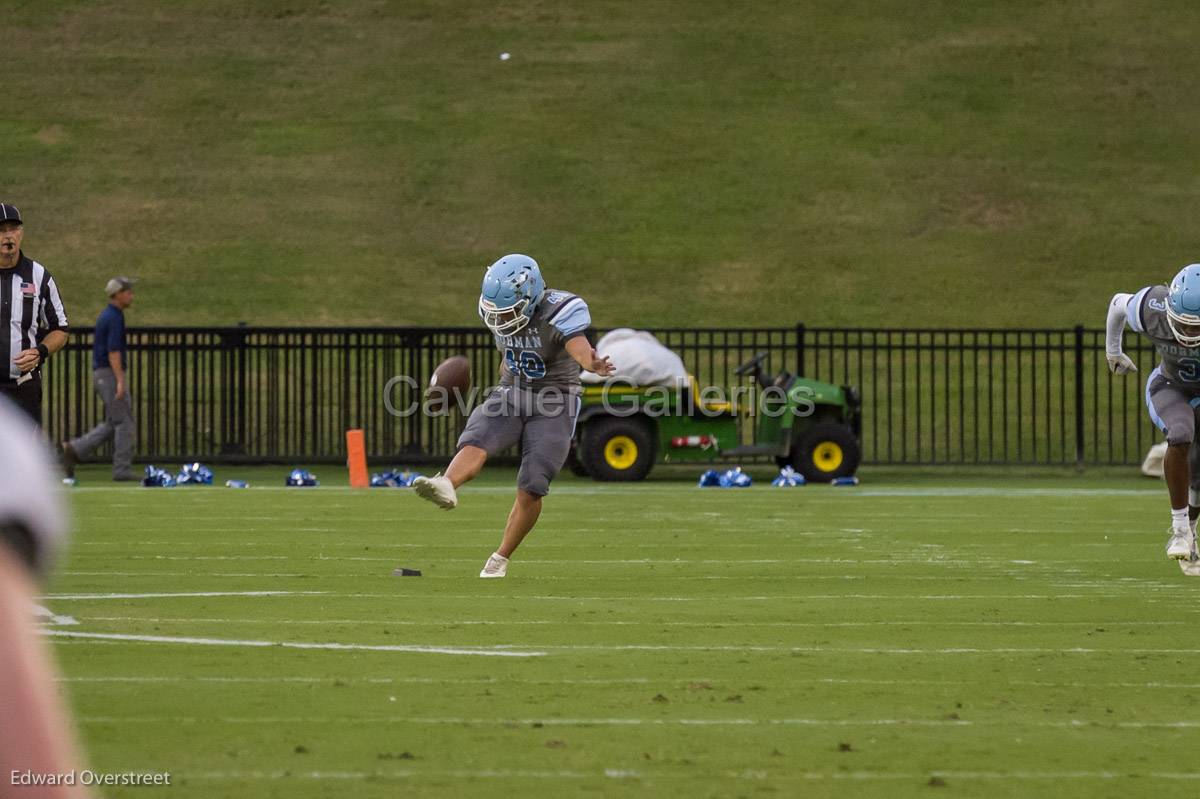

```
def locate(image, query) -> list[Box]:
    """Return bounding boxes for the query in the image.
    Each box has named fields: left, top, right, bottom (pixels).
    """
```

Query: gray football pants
left=457, top=386, right=580, bottom=497
left=1145, top=367, right=1200, bottom=505
left=69, top=367, right=135, bottom=479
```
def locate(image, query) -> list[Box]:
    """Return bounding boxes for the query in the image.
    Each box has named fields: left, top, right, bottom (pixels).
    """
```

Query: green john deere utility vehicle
left=569, top=351, right=862, bottom=483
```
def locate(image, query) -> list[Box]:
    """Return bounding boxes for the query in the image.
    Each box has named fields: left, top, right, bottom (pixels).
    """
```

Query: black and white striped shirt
left=1, top=253, right=68, bottom=380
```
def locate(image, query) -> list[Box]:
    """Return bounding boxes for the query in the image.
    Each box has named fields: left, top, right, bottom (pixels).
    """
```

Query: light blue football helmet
left=1167, top=264, right=1200, bottom=347
left=478, top=254, right=545, bottom=336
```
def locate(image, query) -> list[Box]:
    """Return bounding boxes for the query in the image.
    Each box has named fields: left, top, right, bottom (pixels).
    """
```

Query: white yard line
left=42, top=590, right=1176, bottom=604
left=184, top=769, right=638, bottom=780
left=56, top=675, right=1200, bottom=690
left=80, top=555, right=1122, bottom=566
left=294, top=592, right=1191, bottom=602
left=175, top=768, right=1200, bottom=781
left=58, top=676, right=656, bottom=685
left=813, top=678, right=1200, bottom=689
left=60, top=572, right=317, bottom=578
left=69, top=716, right=1200, bottom=730
left=65, top=485, right=1163, bottom=497
left=53, top=572, right=1067, bottom=582
left=43, top=629, right=1200, bottom=656
left=40, top=591, right=327, bottom=601
left=30, top=604, right=78, bottom=626
left=521, top=644, right=1200, bottom=654
left=76, top=616, right=1191, bottom=628
left=71, top=541, right=1150, bottom=555
left=41, top=630, right=544, bottom=657
left=926, top=772, right=1200, bottom=781
left=68, top=716, right=968, bottom=726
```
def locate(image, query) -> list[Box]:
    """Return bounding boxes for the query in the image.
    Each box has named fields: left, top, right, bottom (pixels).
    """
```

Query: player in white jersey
left=1107, top=264, right=1200, bottom=562
left=413, top=255, right=615, bottom=577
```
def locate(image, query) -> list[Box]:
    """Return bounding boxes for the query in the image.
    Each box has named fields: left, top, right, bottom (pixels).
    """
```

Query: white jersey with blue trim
left=495, top=289, right=590, bottom=393
left=1126, top=284, right=1200, bottom=389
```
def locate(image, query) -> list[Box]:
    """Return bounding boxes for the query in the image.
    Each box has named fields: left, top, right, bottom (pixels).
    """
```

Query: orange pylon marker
left=346, top=429, right=369, bottom=488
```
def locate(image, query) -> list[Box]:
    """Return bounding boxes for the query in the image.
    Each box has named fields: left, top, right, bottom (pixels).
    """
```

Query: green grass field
left=41, top=466, right=1200, bottom=797
left=9, top=1, right=1200, bottom=328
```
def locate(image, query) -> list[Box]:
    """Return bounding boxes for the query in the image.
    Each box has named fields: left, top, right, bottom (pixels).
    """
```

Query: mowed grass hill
left=7, top=1, right=1200, bottom=328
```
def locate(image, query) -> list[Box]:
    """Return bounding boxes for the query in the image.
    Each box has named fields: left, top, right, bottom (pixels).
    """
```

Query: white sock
left=1172, top=507, right=1189, bottom=529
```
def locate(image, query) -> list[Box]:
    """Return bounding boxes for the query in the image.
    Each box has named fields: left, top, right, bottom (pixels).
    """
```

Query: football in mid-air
left=427, top=355, right=471, bottom=412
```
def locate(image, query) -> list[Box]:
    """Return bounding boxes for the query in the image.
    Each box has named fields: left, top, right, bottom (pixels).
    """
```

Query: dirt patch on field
left=35, top=125, right=68, bottom=146
left=953, top=192, right=1027, bottom=230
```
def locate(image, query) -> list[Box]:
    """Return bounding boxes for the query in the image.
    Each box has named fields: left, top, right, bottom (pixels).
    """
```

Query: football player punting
left=1108, top=263, right=1200, bottom=565
left=412, top=254, right=615, bottom=578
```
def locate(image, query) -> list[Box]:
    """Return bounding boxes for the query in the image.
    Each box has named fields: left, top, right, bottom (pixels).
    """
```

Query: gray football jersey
left=1132, top=284, right=1200, bottom=387
left=495, top=289, right=591, bottom=393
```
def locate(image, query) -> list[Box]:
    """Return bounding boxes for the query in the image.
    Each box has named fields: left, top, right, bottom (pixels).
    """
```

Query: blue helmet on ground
left=370, top=470, right=400, bottom=488
left=142, top=465, right=176, bottom=488
left=772, top=466, right=806, bottom=487
left=370, top=468, right=424, bottom=488
left=698, top=469, right=722, bottom=487
left=286, top=469, right=319, bottom=487
left=719, top=467, right=752, bottom=488
left=478, top=254, right=545, bottom=337
left=177, top=462, right=214, bottom=485
left=1167, top=264, right=1200, bottom=347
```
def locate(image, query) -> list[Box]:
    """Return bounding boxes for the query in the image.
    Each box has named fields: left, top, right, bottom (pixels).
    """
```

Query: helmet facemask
left=1167, top=308, right=1200, bottom=348
left=478, top=295, right=533, bottom=336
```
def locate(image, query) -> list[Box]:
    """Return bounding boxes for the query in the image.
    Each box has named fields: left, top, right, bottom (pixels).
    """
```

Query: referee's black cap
left=0, top=203, right=21, bottom=225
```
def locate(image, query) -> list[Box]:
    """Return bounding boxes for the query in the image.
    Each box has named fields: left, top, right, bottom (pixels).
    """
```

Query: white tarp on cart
left=581, top=328, right=689, bottom=387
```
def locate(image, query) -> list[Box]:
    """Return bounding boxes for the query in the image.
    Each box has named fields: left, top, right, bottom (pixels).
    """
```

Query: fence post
left=219, top=326, right=248, bottom=455
left=795, top=322, right=806, bottom=376
left=1074, top=324, right=1085, bottom=466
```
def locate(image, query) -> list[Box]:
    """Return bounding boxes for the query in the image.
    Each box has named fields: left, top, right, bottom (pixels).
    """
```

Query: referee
left=0, top=203, right=69, bottom=425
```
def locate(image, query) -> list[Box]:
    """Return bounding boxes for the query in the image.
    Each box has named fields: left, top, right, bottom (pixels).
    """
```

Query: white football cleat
left=1181, top=549, right=1200, bottom=576
left=1166, top=526, right=1193, bottom=560
left=412, top=474, right=458, bottom=510
left=479, top=552, right=509, bottom=579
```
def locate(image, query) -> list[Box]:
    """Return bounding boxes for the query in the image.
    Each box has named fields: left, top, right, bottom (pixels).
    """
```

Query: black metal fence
left=42, top=325, right=1160, bottom=466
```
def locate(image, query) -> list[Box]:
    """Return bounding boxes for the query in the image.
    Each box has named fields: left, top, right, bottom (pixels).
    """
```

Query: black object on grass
left=392, top=568, right=422, bottom=577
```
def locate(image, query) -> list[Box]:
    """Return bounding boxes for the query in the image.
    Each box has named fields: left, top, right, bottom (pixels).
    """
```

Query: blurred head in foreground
left=0, top=396, right=88, bottom=799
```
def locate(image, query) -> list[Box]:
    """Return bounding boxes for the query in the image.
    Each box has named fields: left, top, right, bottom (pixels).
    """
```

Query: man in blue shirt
left=62, top=277, right=136, bottom=481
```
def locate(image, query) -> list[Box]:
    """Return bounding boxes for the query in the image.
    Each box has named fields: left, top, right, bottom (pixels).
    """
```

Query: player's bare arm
left=565, top=336, right=615, bottom=376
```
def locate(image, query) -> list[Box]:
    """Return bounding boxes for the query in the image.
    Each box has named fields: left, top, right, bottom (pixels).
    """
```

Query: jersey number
left=505, top=349, right=547, bottom=379
left=1180, top=357, right=1200, bottom=383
